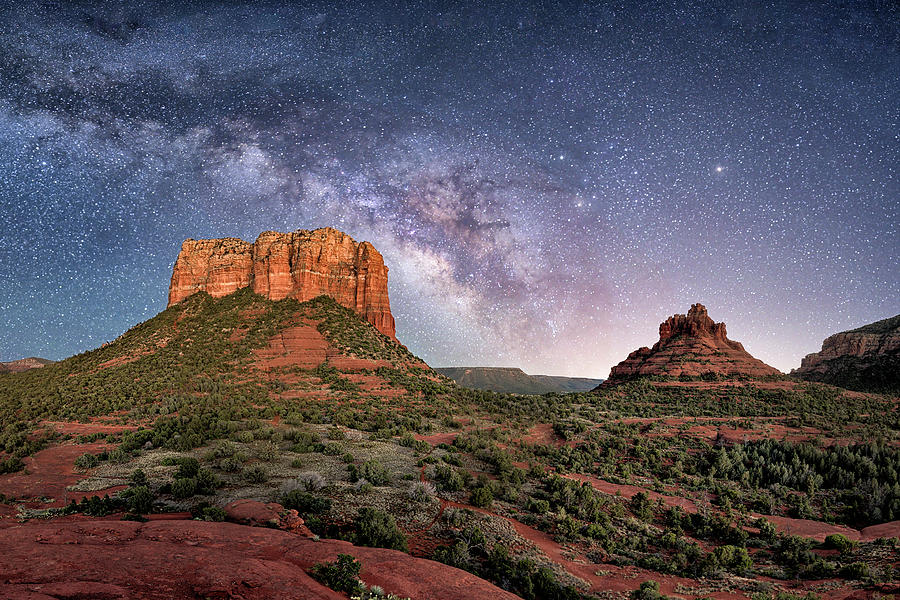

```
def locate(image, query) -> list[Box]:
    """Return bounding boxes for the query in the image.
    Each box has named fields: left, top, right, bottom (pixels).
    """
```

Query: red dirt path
left=0, top=441, right=112, bottom=506
left=564, top=473, right=702, bottom=513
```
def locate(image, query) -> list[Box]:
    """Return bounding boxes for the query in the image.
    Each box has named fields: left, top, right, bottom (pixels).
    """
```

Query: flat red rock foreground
left=0, top=520, right=519, bottom=600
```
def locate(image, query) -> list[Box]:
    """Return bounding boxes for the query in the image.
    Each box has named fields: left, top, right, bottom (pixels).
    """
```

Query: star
left=0, top=1, right=895, bottom=378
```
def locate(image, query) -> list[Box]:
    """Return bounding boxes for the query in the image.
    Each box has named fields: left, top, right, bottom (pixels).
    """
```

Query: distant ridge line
left=436, top=366, right=602, bottom=394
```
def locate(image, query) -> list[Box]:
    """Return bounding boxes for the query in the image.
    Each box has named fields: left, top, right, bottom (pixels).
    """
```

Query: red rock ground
left=41, top=421, right=137, bottom=436
left=0, top=441, right=113, bottom=508
left=564, top=473, right=702, bottom=513
left=757, top=515, right=900, bottom=543
left=523, top=423, right=567, bottom=447
left=414, top=432, right=459, bottom=446
left=253, top=323, right=329, bottom=370
left=0, top=520, right=519, bottom=600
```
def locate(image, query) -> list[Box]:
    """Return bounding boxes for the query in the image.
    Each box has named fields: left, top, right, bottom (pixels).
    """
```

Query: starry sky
left=0, top=1, right=897, bottom=377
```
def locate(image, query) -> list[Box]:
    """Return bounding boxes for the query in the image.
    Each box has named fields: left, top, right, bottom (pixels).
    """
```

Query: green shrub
left=470, top=486, right=493, bottom=509
left=192, top=469, right=216, bottom=493
left=129, top=468, right=148, bottom=486
left=840, top=562, right=870, bottom=580
left=824, top=533, right=856, bottom=554
left=349, top=460, right=390, bottom=486
left=323, top=442, right=343, bottom=456
left=442, top=452, right=463, bottom=467
left=107, top=449, right=129, bottom=464
left=199, top=506, right=227, bottom=522
left=630, top=491, right=654, bottom=522
left=126, top=485, right=153, bottom=514
left=280, top=490, right=332, bottom=516
left=775, top=535, right=815, bottom=568
left=434, top=465, right=465, bottom=492
left=171, top=477, right=197, bottom=499
left=355, top=507, right=407, bottom=551
left=173, top=457, right=200, bottom=479
left=709, top=545, right=752, bottom=575
left=220, top=457, right=243, bottom=473
left=73, top=494, right=122, bottom=517
left=631, top=580, right=664, bottom=600
left=755, top=517, right=777, bottom=540
left=312, top=554, right=365, bottom=596
left=0, top=457, right=24, bottom=474
left=432, top=539, right=472, bottom=570
left=245, top=464, right=268, bottom=483
left=74, top=453, right=100, bottom=470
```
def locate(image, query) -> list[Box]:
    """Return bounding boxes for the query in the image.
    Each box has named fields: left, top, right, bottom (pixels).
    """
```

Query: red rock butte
left=604, top=303, right=780, bottom=384
left=168, top=227, right=396, bottom=338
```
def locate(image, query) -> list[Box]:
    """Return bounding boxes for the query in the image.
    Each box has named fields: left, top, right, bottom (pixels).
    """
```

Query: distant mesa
left=0, top=357, right=54, bottom=373
left=436, top=367, right=602, bottom=395
left=793, top=314, right=900, bottom=393
left=168, top=227, right=395, bottom=338
left=601, top=303, right=780, bottom=386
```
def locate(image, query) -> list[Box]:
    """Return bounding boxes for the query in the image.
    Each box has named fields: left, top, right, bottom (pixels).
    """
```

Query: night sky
left=0, top=1, right=897, bottom=377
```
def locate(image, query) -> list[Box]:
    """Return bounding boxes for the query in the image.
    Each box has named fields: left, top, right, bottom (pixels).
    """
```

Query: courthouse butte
left=168, top=227, right=396, bottom=339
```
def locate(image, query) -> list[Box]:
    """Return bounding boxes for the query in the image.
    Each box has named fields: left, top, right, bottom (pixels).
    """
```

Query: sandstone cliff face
left=793, top=314, right=900, bottom=392
left=604, top=304, right=780, bottom=384
left=168, top=228, right=396, bottom=338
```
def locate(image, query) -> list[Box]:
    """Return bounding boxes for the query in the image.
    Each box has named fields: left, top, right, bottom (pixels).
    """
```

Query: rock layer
left=793, top=314, right=900, bottom=392
left=603, top=304, right=780, bottom=384
left=168, top=227, right=396, bottom=338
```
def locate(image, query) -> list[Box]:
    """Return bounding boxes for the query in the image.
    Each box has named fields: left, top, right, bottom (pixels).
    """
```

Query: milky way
left=0, top=1, right=897, bottom=376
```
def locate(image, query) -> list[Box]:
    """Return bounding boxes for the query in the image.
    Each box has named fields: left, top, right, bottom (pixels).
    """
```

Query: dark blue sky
left=0, top=1, right=897, bottom=376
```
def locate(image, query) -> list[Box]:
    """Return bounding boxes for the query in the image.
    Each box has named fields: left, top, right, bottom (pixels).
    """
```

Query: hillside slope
left=0, top=289, right=433, bottom=436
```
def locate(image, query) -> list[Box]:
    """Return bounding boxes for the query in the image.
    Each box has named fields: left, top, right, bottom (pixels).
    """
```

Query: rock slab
left=168, top=227, right=395, bottom=338
left=0, top=520, right=519, bottom=600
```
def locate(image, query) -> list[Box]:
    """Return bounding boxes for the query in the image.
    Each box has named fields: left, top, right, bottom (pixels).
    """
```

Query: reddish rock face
left=796, top=329, right=900, bottom=374
left=604, top=303, right=780, bottom=384
left=168, top=227, right=396, bottom=338
left=0, top=520, right=520, bottom=600
left=223, top=499, right=311, bottom=536
left=792, top=314, right=900, bottom=391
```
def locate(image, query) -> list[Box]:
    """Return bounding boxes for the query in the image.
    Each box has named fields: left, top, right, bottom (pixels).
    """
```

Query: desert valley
left=1, top=227, right=898, bottom=600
